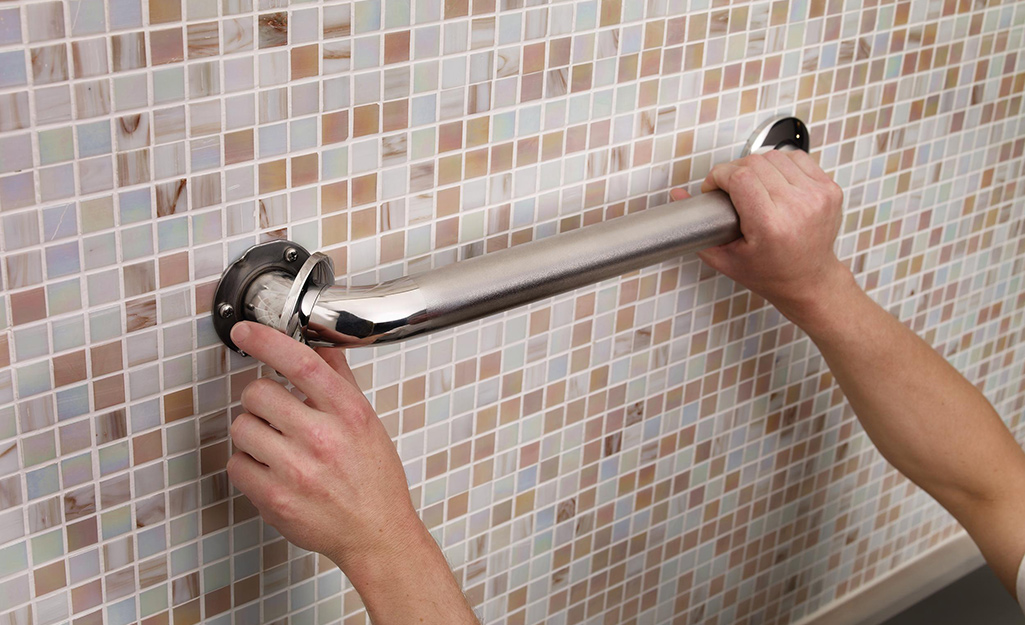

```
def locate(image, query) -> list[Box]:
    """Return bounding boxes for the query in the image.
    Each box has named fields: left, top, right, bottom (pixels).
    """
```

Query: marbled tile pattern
left=0, top=0, right=1024, bottom=624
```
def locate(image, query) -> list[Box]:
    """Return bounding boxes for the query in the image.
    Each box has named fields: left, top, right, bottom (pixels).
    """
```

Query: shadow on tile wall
left=0, top=0, right=1023, bottom=623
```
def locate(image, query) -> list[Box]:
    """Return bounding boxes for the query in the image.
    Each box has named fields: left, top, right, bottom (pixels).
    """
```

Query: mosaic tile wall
left=0, top=0, right=1023, bottom=623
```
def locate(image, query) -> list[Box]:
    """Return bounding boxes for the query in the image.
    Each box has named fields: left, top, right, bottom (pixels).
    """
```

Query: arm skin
left=674, top=150, right=1025, bottom=594
left=226, top=321, right=479, bottom=625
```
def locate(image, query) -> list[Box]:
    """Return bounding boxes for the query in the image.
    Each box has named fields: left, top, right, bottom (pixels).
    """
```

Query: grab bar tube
left=211, top=116, right=808, bottom=352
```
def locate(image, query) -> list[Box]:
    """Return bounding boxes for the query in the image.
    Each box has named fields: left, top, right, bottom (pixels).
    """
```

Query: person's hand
left=672, top=150, right=852, bottom=323
left=225, top=321, right=421, bottom=571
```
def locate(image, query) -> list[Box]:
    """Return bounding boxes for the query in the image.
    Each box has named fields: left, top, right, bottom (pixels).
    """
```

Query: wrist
left=771, top=263, right=862, bottom=332
left=329, top=511, right=438, bottom=588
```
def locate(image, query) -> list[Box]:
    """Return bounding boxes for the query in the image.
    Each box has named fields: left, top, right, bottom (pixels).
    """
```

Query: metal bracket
left=742, top=116, right=809, bottom=156
left=277, top=251, right=335, bottom=340
left=212, top=241, right=314, bottom=354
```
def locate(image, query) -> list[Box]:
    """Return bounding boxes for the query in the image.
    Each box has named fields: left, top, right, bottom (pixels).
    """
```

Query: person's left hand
left=225, top=321, right=422, bottom=572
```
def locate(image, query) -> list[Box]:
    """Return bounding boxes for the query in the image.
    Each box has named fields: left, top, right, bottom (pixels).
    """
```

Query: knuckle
left=814, top=186, right=837, bottom=209
left=349, top=402, right=378, bottom=432
left=283, top=461, right=308, bottom=490
left=731, top=167, right=755, bottom=185
left=230, top=413, right=252, bottom=443
left=266, top=489, right=292, bottom=516
left=304, top=423, right=337, bottom=459
left=241, top=377, right=274, bottom=409
left=295, top=352, right=324, bottom=381
left=829, top=182, right=844, bottom=204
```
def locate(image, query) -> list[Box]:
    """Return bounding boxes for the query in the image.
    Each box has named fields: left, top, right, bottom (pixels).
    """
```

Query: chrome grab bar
left=212, top=116, right=808, bottom=353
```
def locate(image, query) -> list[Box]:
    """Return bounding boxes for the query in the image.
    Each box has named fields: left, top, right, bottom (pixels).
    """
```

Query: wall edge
left=791, top=532, right=984, bottom=625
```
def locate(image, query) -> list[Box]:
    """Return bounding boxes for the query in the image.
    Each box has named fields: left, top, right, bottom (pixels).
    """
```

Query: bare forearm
left=333, top=520, right=479, bottom=625
left=783, top=267, right=1025, bottom=585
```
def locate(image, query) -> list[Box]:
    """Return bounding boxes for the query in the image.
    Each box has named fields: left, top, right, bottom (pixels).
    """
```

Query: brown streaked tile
left=353, top=104, right=380, bottom=138
left=163, top=388, right=194, bottom=423
left=156, top=253, right=188, bottom=288
left=382, top=99, right=408, bottom=132
left=93, top=375, right=125, bottom=410
left=258, top=12, right=288, bottom=48
left=258, top=159, right=287, bottom=194
left=291, top=153, right=318, bottom=187
left=133, top=431, right=163, bottom=466
left=150, top=28, right=184, bottom=65
left=290, top=44, right=318, bottom=79
left=11, top=288, right=47, bottom=325
left=351, top=173, right=377, bottom=206
left=34, top=560, right=67, bottom=596
left=54, top=350, right=88, bottom=387
left=149, top=0, right=182, bottom=23
left=384, top=31, right=410, bottom=64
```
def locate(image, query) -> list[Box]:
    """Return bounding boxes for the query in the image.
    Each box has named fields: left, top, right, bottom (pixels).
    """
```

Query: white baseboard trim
left=790, top=532, right=984, bottom=625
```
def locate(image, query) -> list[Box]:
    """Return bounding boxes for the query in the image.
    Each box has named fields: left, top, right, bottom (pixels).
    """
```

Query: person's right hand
left=226, top=321, right=423, bottom=573
left=672, top=150, right=851, bottom=322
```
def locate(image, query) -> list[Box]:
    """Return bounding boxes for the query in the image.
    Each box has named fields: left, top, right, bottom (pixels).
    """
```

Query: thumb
left=669, top=187, right=691, bottom=201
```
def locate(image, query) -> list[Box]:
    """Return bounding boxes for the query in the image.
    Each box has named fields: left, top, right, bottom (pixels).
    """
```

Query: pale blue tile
left=77, top=120, right=112, bottom=157
left=0, top=542, right=27, bottom=577
left=47, top=279, right=82, bottom=315
left=67, top=549, right=99, bottom=584
left=101, top=505, right=132, bottom=539
left=153, top=66, right=184, bottom=104
left=259, top=123, right=287, bottom=157
left=190, top=137, right=221, bottom=170
left=56, top=384, right=89, bottom=421
left=14, top=326, right=49, bottom=360
left=108, top=0, right=141, bottom=29
left=30, top=528, right=63, bottom=562
left=51, top=317, right=83, bottom=351
left=137, top=526, right=166, bottom=558
left=0, top=407, right=15, bottom=440
left=38, top=127, right=74, bottom=165
left=107, top=596, right=136, bottom=625
left=42, top=204, right=78, bottom=241
left=98, top=441, right=129, bottom=476
left=15, top=361, right=51, bottom=397
left=61, top=452, right=93, bottom=487
left=202, top=531, right=229, bottom=563
left=83, top=233, right=116, bottom=270
left=45, top=241, right=81, bottom=278
left=170, top=542, right=197, bottom=574
left=86, top=270, right=120, bottom=306
left=139, top=584, right=167, bottom=618
left=0, top=51, right=26, bottom=88
left=38, top=164, right=76, bottom=202
left=25, top=463, right=59, bottom=499
left=122, top=224, right=153, bottom=260
left=0, top=134, right=33, bottom=174
left=119, top=187, right=152, bottom=223
left=68, top=0, right=106, bottom=35
left=157, top=217, right=188, bottom=251
left=0, top=9, right=22, bottom=45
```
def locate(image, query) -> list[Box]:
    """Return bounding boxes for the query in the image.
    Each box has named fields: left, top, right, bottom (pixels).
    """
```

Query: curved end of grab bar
left=212, top=115, right=810, bottom=353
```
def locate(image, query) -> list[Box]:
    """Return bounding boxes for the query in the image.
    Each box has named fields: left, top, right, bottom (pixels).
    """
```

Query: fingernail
left=231, top=322, right=250, bottom=344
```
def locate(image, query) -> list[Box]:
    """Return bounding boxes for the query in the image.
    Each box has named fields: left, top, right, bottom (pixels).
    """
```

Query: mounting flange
left=742, top=116, right=809, bottom=156
left=212, top=241, right=327, bottom=354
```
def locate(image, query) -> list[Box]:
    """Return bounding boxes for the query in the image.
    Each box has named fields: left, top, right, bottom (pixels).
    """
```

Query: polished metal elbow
left=212, top=116, right=809, bottom=354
